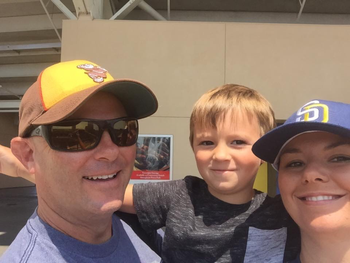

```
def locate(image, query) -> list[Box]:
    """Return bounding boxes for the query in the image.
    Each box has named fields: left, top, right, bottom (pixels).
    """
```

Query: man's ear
left=260, top=160, right=265, bottom=166
left=11, top=137, right=36, bottom=174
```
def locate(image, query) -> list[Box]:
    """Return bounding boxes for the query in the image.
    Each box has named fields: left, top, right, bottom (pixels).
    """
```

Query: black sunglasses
left=29, top=117, right=139, bottom=152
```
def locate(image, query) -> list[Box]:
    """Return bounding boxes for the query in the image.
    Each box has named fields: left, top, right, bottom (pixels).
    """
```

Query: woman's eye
left=284, top=161, right=304, bottom=168
left=330, top=156, right=350, bottom=163
left=199, top=141, right=213, bottom=146
left=232, top=140, right=246, bottom=145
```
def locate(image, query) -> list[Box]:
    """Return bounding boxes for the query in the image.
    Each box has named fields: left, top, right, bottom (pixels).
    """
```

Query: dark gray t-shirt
left=134, top=176, right=300, bottom=263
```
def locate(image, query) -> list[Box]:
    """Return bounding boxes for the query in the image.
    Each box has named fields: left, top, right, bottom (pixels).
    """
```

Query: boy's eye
left=330, top=156, right=350, bottom=163
left=199, top=141, right=214, bottom=146
left=231, top=140, right=246, bottom=145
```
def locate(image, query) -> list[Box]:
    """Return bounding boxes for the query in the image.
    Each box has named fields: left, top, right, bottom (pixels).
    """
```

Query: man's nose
left=94, top=130, right=120, bottom=161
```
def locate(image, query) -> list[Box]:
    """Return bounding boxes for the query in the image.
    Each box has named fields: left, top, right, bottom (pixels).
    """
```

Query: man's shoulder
left=2, top=214, right=161, bottom=263
left=114, top=215, right=161, bottom=262
left=0, top=228, right=28, bottom=262
left=0, top=216, right=43, bottom=263
left=1, top=211, right=70, bottom=262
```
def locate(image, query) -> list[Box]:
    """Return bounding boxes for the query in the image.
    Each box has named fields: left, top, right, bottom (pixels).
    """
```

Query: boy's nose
left=213, top=144, right=231, bottom=161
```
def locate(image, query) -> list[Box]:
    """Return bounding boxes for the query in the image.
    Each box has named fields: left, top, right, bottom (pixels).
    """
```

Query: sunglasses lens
left=46, top=118, right=138, bottom=151
left=111, top=120, right=138, bottom=147
left=49, top=121, right=100, bottom=151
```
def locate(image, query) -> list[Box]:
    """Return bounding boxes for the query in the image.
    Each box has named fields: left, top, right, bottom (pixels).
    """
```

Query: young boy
left=122, top=84, right=300, bottom=262
left=1, top=84, right=300, bottom=262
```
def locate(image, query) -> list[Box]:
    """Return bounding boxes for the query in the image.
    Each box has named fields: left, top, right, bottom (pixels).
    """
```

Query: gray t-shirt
left=134, top=176, right=300, bottom=263
left=0, top=210, right=161, bottom=263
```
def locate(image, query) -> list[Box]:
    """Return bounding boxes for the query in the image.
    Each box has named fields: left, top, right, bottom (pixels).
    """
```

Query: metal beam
left=138, top=1, right=166, bottom=21
left=102, top=0, right=113, bottom=18
left=0, top=100, right=21, bottom=113
left=73, top=0, right=88, bottom=17
left=72, top=0, right=109, bottom=19
left=0, top=14, right=65, bottom=33
left=0, top=63, right=54, bottom=78
left=297, top=0, right=307, bottom=21
left=0, top=49, right=60, bottom=57
left=85, top=0, right=104, bottom=19
left=0, top=42, right=61, bottom=51
left=0, top=83, right=32, bottom=96
left=110, top=0, right=166, bottom=21
left=0, top=85, right=22, bottom=99
left=0, top=0, right=38, bottom=3
left=40, top=0, right=62, bottom=41
left=167, top=0, right=170, bottom=20
left=110, top=0, right=143, bottom=20
left=51, top=0, right=77, bottom=19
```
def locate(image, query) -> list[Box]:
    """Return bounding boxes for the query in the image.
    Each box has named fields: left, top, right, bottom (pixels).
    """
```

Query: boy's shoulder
left=248, top=191, right=294, bottom=227
left=254, top=191, right=284, bottom=207
left=183, top=175, right=217, bottom=198
left=160, top=175, right=208, bottom=195
left=183, top=175, right=206, bottom=187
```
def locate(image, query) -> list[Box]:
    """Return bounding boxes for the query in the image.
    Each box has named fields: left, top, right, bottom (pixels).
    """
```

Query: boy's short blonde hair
left=189, top=84, right=276, bottom=147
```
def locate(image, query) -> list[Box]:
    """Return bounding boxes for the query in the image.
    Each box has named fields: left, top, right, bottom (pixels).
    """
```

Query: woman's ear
left=11, top=137, right=36, bottom=174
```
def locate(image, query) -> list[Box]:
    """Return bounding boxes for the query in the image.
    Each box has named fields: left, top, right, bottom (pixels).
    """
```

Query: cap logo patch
left=296, top=100, right=329, bottom=123
left=77, top=64, right=108, bottom=83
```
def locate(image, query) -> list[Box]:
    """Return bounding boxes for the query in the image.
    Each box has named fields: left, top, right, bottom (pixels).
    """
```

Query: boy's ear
left=11, top=137, right=36, bottom=174
left=260, top=160, right=265, bottom=166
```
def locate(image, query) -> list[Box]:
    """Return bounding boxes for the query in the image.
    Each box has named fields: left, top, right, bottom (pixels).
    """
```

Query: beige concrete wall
left=225, top=23, right=350, bottom=118
left=62, top=20, right=227, bottom=179
left=61, top=20, right=226, bottom=118
left=2, top=20, right=350, bottom=189
left=60, top=19, right=350, bottom=184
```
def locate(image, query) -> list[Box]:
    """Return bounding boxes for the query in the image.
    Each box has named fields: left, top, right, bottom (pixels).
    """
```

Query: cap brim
left=32, top=79, right=158, bottom=125
left=252, top=122, right=350, bottom=164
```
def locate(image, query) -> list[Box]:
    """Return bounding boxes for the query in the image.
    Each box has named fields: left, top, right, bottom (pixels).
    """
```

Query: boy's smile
left=192, top=110, right=262, bottom=204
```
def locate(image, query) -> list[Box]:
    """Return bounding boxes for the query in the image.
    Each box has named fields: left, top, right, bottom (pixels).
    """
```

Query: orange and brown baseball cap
left=18, top=60, right=158, bottom=137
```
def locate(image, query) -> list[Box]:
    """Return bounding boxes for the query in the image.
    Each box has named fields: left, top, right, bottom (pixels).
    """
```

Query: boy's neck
left=208, top=187, right=255, bottom=204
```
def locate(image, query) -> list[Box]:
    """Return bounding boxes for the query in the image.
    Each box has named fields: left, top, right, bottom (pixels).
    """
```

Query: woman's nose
left=301, top=162, right=330, bottom=184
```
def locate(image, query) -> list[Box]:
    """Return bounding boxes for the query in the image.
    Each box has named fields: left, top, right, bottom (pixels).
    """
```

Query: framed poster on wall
left=130, top=134, right=173, bottom=184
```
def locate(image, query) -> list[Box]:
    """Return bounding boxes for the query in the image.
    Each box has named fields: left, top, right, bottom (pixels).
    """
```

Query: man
left=0, top=60, right=161, bottom=262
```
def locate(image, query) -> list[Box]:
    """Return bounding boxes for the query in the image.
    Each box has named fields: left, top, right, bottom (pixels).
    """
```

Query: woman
left=253, top=99, right=350, bottom=263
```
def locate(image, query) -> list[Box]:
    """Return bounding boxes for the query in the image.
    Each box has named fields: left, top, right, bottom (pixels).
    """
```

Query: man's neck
left=300, top=230, right=350, bottom=263
left=37, top=201, right=114, bottom=244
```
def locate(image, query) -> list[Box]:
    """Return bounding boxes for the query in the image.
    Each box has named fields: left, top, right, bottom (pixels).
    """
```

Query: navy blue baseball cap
left=252, top=99, right=350, bottom=170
